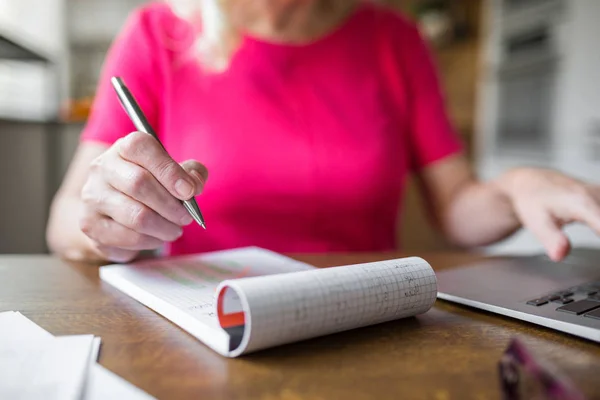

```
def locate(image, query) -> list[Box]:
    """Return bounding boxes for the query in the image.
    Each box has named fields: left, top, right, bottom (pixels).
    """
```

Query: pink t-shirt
left=81, top=2, right=462, bottom=256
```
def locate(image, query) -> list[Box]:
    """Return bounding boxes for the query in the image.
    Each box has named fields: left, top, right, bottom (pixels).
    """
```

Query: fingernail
left=175, top=179, right=194, bottom=199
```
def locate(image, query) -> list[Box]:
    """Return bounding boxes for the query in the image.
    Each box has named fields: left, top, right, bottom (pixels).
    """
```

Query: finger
left=571, top=187, right=600, bottom=236
left=575, top=207, right=600, bottom=236
left=520, top=208, right=571, bottom=261
left=180, top=160, right=208, bottom=195
left=79, top=212, right=165, bottom=251
left=98, top=154, right=193, bottom=226
left=116, top=132, right=197, bottom=200
left=89, top=182, right=183, bottom=242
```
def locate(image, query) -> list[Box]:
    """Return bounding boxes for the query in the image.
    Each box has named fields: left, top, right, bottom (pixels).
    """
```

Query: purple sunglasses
left=498, top=337, right=587, bottom=400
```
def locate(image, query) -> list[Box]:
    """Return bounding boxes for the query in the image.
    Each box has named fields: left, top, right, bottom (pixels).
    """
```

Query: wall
left=0, top=122, right=49, bottom=253
left=0, top=121, right=84, bottom=254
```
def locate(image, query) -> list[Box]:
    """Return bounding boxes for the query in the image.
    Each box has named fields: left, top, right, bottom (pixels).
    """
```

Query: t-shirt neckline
left=240, top=2, right=368, bottom=51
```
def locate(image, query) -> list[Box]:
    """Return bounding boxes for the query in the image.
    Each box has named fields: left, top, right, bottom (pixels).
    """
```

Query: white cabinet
left=0, top=0, right=68, bottom=121
left=0, top=61, right=58, bottom=121
left=0, top=0, right=66, bottom=60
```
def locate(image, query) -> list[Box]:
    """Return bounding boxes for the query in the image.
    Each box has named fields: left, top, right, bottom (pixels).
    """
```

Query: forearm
left=441, top=171, right=521, bottom=247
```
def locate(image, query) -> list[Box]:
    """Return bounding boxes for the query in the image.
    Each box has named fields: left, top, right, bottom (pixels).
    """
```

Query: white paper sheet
left=0, top=312, right=155, bottom=400
left=85, top=365, right=155, bottom=400
left=0, top=321, right=94, bottom=400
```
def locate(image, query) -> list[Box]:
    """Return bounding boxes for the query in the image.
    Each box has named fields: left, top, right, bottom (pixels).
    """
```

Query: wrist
left=492, top=167, right=538, bottom=199
left=490, top=168, right=534, bottom=227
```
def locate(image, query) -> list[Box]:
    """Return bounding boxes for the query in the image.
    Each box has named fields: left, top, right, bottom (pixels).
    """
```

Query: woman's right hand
left=79, top=131, right=208, bottom=263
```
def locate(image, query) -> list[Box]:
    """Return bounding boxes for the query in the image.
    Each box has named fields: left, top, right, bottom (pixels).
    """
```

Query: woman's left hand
left=499, top=167, right=600, bottom=261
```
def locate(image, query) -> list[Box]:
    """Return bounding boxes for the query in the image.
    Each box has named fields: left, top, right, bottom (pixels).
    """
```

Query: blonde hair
left=168, top=0, right=240, bottom=72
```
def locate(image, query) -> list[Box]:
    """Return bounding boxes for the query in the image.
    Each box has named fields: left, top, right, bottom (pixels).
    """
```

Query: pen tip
left=183, top=200, right=206, bottom=230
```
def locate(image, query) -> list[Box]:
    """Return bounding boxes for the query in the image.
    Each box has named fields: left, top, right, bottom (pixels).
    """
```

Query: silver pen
left=110, top=76, right=206, bottom=229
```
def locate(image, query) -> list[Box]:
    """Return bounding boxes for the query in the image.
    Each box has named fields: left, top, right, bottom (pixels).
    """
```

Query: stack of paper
left=0, top=311, right=154, bottom=400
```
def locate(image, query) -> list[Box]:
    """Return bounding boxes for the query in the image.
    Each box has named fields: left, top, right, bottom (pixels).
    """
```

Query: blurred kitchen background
left=0, top=0, right=598, bottom=255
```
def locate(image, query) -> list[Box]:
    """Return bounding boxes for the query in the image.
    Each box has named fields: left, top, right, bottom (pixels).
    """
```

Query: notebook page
left=217, top=257, right=436, bottom=356
left=100, top=247, right=314, bottom=355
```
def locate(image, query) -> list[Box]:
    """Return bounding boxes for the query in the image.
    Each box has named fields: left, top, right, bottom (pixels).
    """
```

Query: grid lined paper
left=223, top=257, right=437, bottom=355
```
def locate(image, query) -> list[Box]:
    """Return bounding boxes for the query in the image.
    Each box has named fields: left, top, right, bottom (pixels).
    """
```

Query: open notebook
left=99, top=247, right=437, bottom=357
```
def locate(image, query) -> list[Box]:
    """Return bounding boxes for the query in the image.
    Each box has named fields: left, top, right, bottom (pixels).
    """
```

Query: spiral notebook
left=99, top=247, right=437, bottom=357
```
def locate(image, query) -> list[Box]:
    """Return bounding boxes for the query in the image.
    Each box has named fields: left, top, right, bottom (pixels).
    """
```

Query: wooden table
left=1, top=252, right=599, bottom=399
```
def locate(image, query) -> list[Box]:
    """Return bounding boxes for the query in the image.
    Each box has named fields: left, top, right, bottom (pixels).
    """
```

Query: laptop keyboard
left=526, top=282, right=600, bottom=319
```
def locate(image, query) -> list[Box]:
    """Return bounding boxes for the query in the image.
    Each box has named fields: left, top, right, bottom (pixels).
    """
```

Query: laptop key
left=588, top=294, right=600, bottom=301
left=583, top=308, right=600, bottom=320
left=556, top=299, right=600, bottom=315
left=526, top=298, right=548, bottom=306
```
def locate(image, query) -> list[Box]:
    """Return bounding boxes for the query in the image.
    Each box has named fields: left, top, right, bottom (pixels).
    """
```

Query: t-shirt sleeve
left=394, top=20, right=464, bottom=171
left=80, top=6, right=163, bottom=146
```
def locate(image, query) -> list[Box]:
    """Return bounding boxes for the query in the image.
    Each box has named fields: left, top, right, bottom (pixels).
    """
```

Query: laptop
left=436, top=248, right=600, bottom=342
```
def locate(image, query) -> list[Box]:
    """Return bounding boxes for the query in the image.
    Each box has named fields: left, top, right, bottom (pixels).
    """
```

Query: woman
left=47, top=0, right=600, bottom=263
